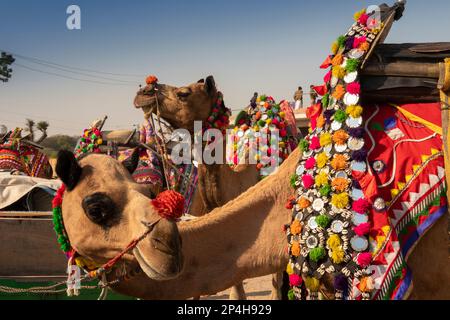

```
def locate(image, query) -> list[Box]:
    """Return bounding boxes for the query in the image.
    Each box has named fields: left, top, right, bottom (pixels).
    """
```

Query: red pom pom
left=357, top=252, right=372, bottom=267
left=289, top=274, right=303, bottom=287
left=151, top=190, right=185, bottom=220
left=354, top=222, right=371, bottom=236
left=146, top=75, right=158, bottom=85
left=352, top=198, right=370, bottom=214
left=346, top=82, right=361, bottom=95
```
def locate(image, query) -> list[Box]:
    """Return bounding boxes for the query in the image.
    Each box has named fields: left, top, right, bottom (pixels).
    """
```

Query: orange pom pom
left=332, top=129, right=349, bottom=145
left=331, top=53, right=344, bottom=66
left=331, top=154, right=348, bottom=171
left=290, top=220, right=302, bottom=235
left=298, top=197, right=311, bottom=209
left=332, top=177, right=350, bottom=192
left=151, top=190, right=184, bottom=220
left=146, top=75, right=158, bottom=85
left=332, top=85, right=345, bottom=100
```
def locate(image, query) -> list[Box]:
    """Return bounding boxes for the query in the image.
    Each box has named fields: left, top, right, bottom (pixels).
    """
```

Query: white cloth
left=0, top=172, right=62, bottom=210
left=294, top=100, right=302, bottom=110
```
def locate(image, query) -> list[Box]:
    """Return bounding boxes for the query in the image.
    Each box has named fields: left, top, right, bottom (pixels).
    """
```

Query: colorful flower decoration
left=74, top=127, right=103, bottom=159
left=286, top=6, right=384, bottom=300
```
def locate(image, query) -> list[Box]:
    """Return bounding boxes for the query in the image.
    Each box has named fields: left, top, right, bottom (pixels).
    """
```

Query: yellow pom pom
left=315, top=171, right=328, bottom=187
left=97, top=138, right=103, bottom=145
left=354, top=8, right=366, bottom=21
left=305, top=277, right=321, bottom=292
left=331, top=247, right=345, bottom=264
left=254, top=125, right=260, bottom=132
left=345, top=105, right=363, bottom=118
left=266, top=119, right=272, bottom=125
left=331, top=41, right=339, bottom=55
left=332, top=66, right=346, bottom=79
left=286, top=263, right=294, bottom=275
left=279, top=141, right=285, bottom=149
left=316, top=152, right=329, bottom=168
left=320, top=133, right=332, bottom=147
left=256, top=97, right=261, bottom=103
left=254, top=154, right=260, bottom=161
left=331, top=192, right=349, bottom=209
left=327, top=234, right=341, bottom=250
left=279, top=111, right=286, bottom=118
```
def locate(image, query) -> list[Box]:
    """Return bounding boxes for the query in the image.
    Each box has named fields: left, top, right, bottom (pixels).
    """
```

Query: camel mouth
left=133, top=95, right=157, bottom=109
left=132, top=246, right=182, bottom=281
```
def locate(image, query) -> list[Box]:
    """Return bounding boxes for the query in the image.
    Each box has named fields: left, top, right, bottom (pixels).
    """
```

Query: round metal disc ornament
left=237, top=130, right=244, bottom=138
left=344, top=71, right=358, bottom=84
left=350, top=236, right=369, bottom=252
left=324, top=145, right=333, bottom=156
left=331, top=220, right=344, bottom=233
left=312, top=198, right=325, bottom=212
left=331, top=120, right=342, bottom=131
left=373, top=197, right=386, bottom=211
left=306, top=235, right=319, bottom=249
left=335, top=171, right=348, bottom=179
left=334, top=143, right=348, bottom=153
left=346, top=116, right=363, bottom=128
left=308, top=217, right=318, bottom=229
left=344, top=93, right=359, bottom=106
left=303, top=149, right=314, bottom=159
left=351, top=188, right=364, bottom=200
left=341, top=57, right=348, bottom=69
left=351, top=160, right=367, bottom=172
left=352, top=212, right=369, bottom=225
left=348, top=137, right=365, bottom=151
left=348, top=49, right=364, bottom=59
left=372, top=160, right=386, bottom=173
left=295, top=212, right=304, bottom=221
left=296, top=164, right=305, bottom=176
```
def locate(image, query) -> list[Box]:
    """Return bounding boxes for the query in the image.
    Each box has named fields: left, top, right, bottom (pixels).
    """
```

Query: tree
left=0, top=52, right=14, bottom=82
left=24, top=119, right=35, bottom=142
left=36, top=121, right=49, bottom=143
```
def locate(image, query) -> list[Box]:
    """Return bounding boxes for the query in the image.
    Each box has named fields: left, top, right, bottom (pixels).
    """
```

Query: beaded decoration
left=286, top=8, right=384, bottom=300
left=229, top=95, right=297, bottom=174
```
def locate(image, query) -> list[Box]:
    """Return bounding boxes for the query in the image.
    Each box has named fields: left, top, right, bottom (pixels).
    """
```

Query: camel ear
left=56, top=150, right=82, bottom=191
left=197, top=79, right=205, bottom=83
left=204, top=75, right=216, bottom=96
left=122, top=147, right=140, bottom=175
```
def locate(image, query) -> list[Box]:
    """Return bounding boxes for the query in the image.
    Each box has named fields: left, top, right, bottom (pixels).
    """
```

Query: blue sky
left=1, top=0, right=449, bottom=135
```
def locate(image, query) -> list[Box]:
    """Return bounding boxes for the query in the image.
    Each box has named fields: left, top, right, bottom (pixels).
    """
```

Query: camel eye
left=82, top=193, right=118, bottom=227
left=177, top=88, right=191, bottom=98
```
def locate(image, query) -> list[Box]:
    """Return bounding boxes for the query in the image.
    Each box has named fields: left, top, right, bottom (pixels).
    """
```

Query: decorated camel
left=54, top=144, right=450, bottom=299
left=54, top=2, right=450, bottom=300
left=134, top=75, right=296, bottom=299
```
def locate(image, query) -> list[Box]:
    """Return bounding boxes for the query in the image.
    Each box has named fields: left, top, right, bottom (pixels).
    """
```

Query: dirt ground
left=204, top=275, right=273, bottom=300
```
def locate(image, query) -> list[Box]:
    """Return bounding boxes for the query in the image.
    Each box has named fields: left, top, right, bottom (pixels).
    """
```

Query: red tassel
left=151, top=190, right=185, bottom=220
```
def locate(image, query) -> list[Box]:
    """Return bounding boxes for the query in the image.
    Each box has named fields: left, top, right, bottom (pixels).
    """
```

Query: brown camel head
left=133, top=76, right=218, bottom=131
left=55, top=149, right=183, bottom=280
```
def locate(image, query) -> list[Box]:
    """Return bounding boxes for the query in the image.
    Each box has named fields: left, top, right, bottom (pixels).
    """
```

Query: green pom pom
left=309, top=247, right=326, bottom=262
left=267, top=110, right=274, bottom=117
left=320, top=185, right=331, bottom=197
left=322, top=93, right=329, bottom=108
left=334, top=110, right=347, bottom=123
left=299, top=139, right=310, bottom=152
left=290, top=174, right=298, bottom=188
left=260, top=95, right=267, bottom=102
left=316, top=215, right=331, bottom=228
left=258, top=120, right=266, bottom=127
left=337, top=35, right=346, bottom=49
left=288, top=289, right=295, bottom=300
left=345, top=58, right=360, bottom=73
left=80, top=137, right=86, bottom=143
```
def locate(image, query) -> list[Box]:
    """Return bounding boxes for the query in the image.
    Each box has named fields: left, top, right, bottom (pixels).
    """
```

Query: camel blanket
left=0, top=172, right=62, bottom=210
left=358, top=102, right=447, bottom=299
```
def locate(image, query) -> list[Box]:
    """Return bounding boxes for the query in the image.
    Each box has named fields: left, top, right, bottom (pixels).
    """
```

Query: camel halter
left=52, top=183, right=184, bottom=296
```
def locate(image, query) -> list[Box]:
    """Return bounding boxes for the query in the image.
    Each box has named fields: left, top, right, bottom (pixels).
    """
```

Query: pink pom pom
left=346, top=82, right=361, bottom=95
left=302, top=174, right=314, bottom=189
left=354, top=222, right=371, bottom=236
left=352, top=198, right=370, bottom=214
left=323, top=70, right=332, bottom=83
left=272, top=118, right=279, bottom=126
left=357, top=252, right=372, bottom=267
left=305, top=157, right=316, bottom=170
left=353, top=36, right=367, bottom=49
left=289, top=274, right=303, bottom=287
left=310, top=136, right=321, bottom=150
left=280, top=129, right=287, bottom=138
left=358, top=13, right=369, bottom=26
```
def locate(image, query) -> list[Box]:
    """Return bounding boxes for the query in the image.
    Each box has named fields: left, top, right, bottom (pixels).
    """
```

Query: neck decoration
left=285, top=7, right=385, bottom=300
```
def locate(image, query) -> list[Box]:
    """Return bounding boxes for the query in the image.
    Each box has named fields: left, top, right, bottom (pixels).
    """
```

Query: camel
left=134, top=76, right=267, bottom=299
left=54, top=150, right=184, bottom=283
left=56, top=145, right=450, bottom=300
